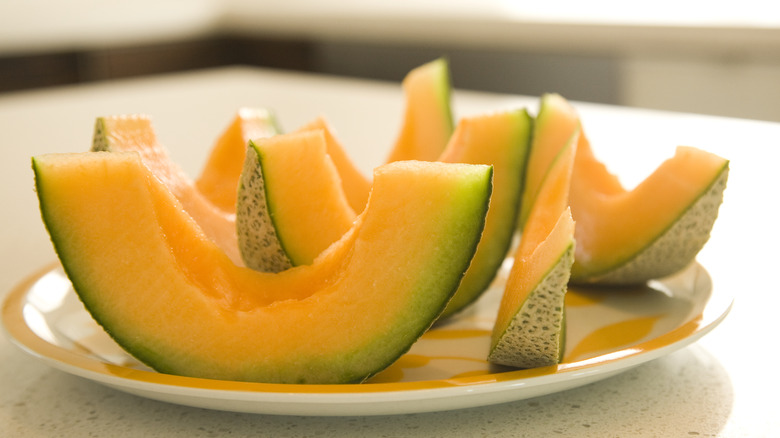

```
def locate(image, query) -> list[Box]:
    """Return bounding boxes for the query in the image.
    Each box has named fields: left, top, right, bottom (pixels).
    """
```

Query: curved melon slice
left=237, top=130, right=357, bottom=272
left=196, top=108, right=279, bottom=213
left=437, top=109, right=532, bottom=318
left=33, top=152, right=493, bottom=384
left=295, top=117, right=372, bottom=213
left=384, top=57, right=454, bottom=164
left=570, top=140, right=729, bottom=284
left=489, top=131, right=578, bottom=369
left=535, top=96, right=730, bottom=283
left=518, top=94, right=729, bottom=284
left=92, top=115, right=243, bottom=265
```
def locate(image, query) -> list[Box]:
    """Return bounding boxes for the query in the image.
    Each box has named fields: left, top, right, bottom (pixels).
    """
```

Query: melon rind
left=92, top=118, right=110, bottom=152
left=235, top=142, right=293, bottom=273
left=571, top=165, right=728, bottom=284
left=488, top=243, right=574, bottom=368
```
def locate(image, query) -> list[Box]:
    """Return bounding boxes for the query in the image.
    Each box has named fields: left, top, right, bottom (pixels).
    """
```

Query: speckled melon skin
left=488, top=244, right=573, bottom=368
left=235, top=142, right=293, bottom=273
left=92, top=119, right=109, bottom=151
left=571, top=167, right=728, bottom=284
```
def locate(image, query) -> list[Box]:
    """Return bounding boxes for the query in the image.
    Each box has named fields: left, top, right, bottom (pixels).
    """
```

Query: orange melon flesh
left=385, top=58, right=454, bottom=163
left=518, top=129, right=579, bottom=257
left=249, top=130, right=356, bottom=266
left=490, top=133, right=577, bottom=368
left=570, top=140, right=729, bottom=281
left=518, top=93, right=578, bottom=227
left=437, top=109, right=532, bottom=318
left=196, top=108, right=279, bottom=213
left=295, top=117, right=372, bottom=213
left=92, top=115, right=243, bottom=266
left=33, top=152, right=492, bottom=384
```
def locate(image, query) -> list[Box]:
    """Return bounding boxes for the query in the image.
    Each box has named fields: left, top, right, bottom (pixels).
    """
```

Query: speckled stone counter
left=1, top=67, right=778, bottom=437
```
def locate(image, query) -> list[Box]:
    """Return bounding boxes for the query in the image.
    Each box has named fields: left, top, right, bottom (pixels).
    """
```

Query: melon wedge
left=295, top=117, right=372, bottom=213
left=570, top=141, right=729, bottom=284
left=92, top=115, right=243, bottom=265
left=196, top=108, right=279, bottom=213
left=437, top=109, right=532, bottom=318
left=519, top=94, right=729, bottom=284
left=33, top=151, right=492, bottom=384
left=385, top=57, right=454, bottom=164
left=236, top=130, right=356, bottom=272
left=489, top=129, right=578, bottom=369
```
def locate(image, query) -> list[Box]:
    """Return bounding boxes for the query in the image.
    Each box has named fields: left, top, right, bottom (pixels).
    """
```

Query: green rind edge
left=235, top=140, right=294, bottom=272
left=439, top=109, right=533, bottom=319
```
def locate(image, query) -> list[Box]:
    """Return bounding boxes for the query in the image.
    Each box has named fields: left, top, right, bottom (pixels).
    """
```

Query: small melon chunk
left=385, top=58, right=454, bottom=164
left=236, top=130, right=356, bottom=272
left=437, top=109, right=532, bottom=318
left=196, top=108, right=279, bottom=213
left=92, top=115, right=243, bottom=265
left=33, top=151, right=492, bottom=384
left=489, top=128, right=578, bottom=369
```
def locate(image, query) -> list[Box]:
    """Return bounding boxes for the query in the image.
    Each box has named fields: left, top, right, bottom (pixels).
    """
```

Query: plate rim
left=1, top=262, right=733, bottom=415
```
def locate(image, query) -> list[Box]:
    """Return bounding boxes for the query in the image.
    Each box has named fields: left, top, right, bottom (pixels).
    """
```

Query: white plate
left=2, top=261, right=731, bottom=416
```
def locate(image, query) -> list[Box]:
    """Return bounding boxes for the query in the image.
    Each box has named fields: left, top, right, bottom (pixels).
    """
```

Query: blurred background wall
left=1, top=0, right=778, bottom=122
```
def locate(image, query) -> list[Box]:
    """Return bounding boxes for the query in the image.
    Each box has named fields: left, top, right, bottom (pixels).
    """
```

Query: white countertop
left=1, top=66, right=779, bottom=437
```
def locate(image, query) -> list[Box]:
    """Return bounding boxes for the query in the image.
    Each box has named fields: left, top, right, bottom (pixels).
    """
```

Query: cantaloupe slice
left=489, top=129, right=578, bottom=368
left=195, top=108, right=279, bottom=213
left=92, top=115, right=243, bottom=265
left=570, top=141, right=729, bottom=284
left=437, top=109, right=532, bottom=318
left=295, top=117, right=372, bottom=213
left=236, top=130, right=356, bottom=272
left=33, top=151, right=493, bottom=384
left=538, top=97, right=729, bottom=284
left=384, top=57, right=454, bottom=164
left=520, top=94, right=728, bottom=284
